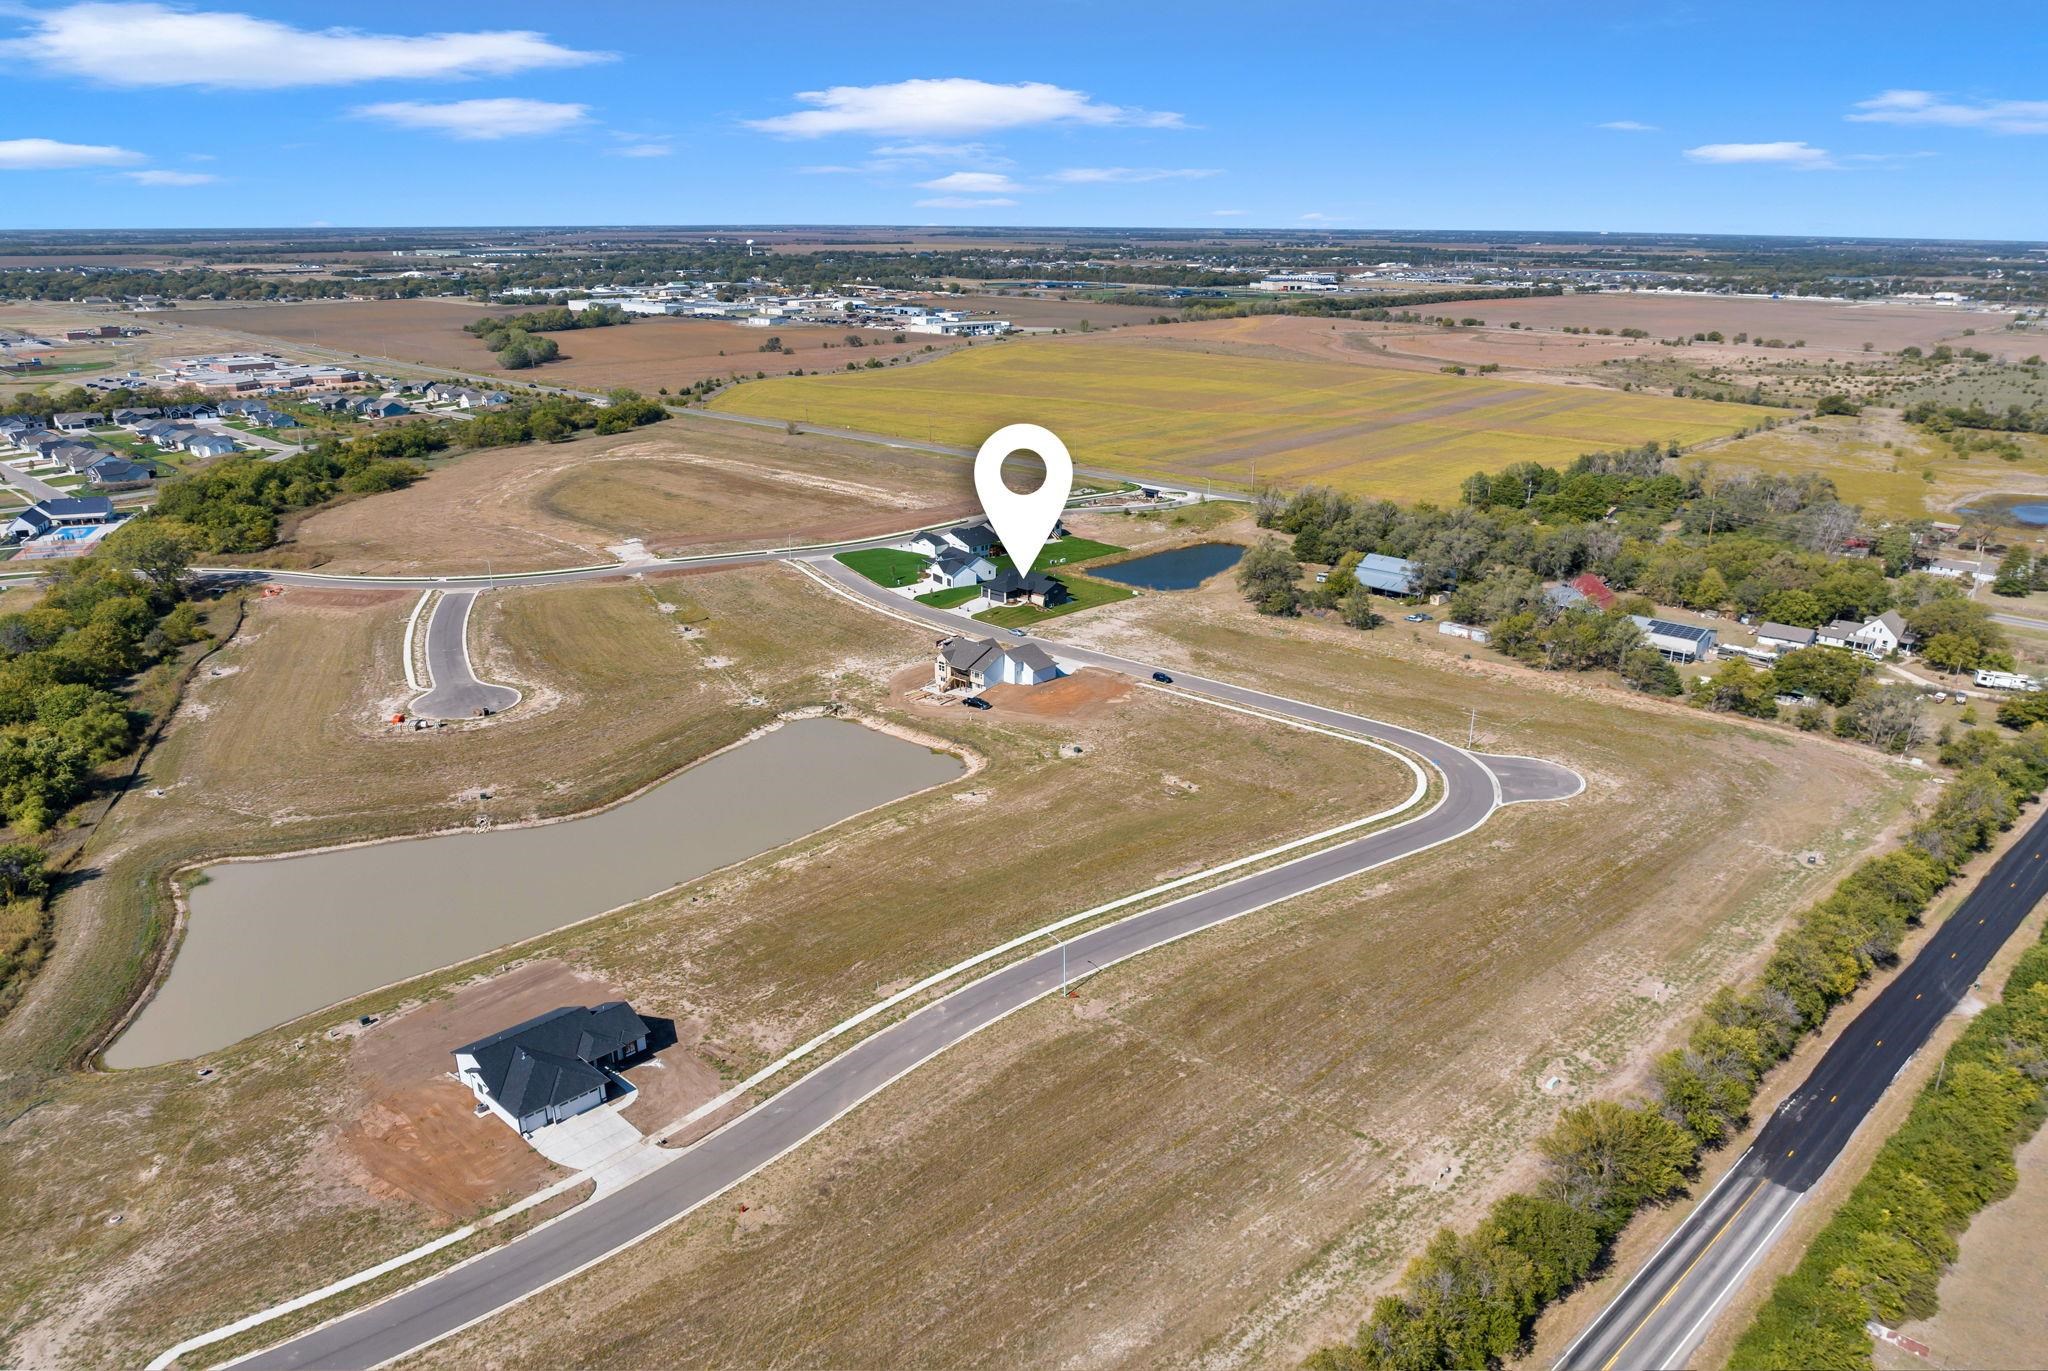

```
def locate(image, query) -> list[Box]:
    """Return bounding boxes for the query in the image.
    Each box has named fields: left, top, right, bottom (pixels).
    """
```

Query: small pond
left=1956, top=494, right=2048, bottom=527
left=1088, top=542, right=1246, bottom=591
left=108, top=718, right=965, bottom=1068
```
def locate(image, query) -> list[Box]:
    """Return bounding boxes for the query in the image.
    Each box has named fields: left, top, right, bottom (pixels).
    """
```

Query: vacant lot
left=1452, top=292, right=2018, bottom=357
left=266, top=420, right=979, bottom=573
left=403, top=549, right=1915, bottom=1371
left=176, top=298, right=974, bottom=390
left=709, top=334, right=1753, bottom=501
left=1699, top=409, right=2048, bottom=519
left=0, top=564, right=1418, bottom=1368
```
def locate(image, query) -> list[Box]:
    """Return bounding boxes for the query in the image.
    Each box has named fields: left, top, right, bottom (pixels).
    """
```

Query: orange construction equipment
left=389, top=713, right=406, bottom=724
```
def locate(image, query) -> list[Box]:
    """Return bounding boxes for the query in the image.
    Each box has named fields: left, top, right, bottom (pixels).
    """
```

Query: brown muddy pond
left=108, top=718, right=965, bottom=1067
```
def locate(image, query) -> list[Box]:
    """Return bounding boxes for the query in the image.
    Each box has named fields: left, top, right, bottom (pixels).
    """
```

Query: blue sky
left=1, top=0, right=2043, bottom=238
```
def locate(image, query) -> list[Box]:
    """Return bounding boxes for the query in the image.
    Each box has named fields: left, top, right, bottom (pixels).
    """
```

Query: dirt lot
left=1452, top=291, right=2019, bottom=358
left=271, top=420, right=979, bottom=573
left=174, top=298, right=977, bottom=390
left=978, top=668, right=1133, bottom=718
left=397, top=551, right=1919, bottom=1371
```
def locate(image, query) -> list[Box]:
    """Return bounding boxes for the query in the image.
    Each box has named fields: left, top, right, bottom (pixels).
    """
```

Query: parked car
left=962, top=696, right=992, bottom=710
left=1008, top=628, right=1027, bottom=638
left=1404, top=612, right=1432, bottom=622
left=1152, top=671, right=1173, bottom=683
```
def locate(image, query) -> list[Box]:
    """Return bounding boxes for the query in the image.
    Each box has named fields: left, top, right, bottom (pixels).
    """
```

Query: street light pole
left=1044, top=931, right=1067, bottom=994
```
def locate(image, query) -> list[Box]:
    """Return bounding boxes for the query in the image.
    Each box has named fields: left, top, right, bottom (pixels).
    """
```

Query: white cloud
left=1849, top=89, right=2048, bottom=135
left=919, top=170, right=1021, bottom=193
left=1, top=3, right=607, bottom=88
left=123, top=168, right=219, bottom=185
left=747, top=78, right=1183, bottom=137
left=612, top=141, right=672, bottom=158
left=873, top=141, right=1006, bottom=163
left=914, top=196, right=1016, bottom=208
left=354, top=98, right=591, bottom=141
left=1049, top=166, right=1217, bottom=184
left=1299, top=211, right=1337, bottom=222
left=1597, top=120, right=1659, bottom=132
left=0, top=136, right=141, bottom=169
left=1684, top=140, right=1836, bottom=169
left=1209, top=209, right=1247, bottom=217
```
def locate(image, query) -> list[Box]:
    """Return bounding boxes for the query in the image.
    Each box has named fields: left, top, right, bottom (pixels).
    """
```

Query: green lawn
left=973, top=573, right=1133, bottom=628
left=87, top=429, right=160, bottom=458
left=1034, top=535, right=1124, bottom=567
left=915, top=585, right=980, bottom=609
left=834, top=548, right=929, bottom=588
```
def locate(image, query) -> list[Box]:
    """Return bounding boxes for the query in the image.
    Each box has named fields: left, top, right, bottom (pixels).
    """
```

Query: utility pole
left=1044, top=930, right=1067, bottom=994
left=1467, top=706, right=1477, bottom=749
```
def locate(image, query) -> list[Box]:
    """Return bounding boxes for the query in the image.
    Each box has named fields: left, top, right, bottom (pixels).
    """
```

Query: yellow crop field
left=708, top=337, right=1757, bottom=501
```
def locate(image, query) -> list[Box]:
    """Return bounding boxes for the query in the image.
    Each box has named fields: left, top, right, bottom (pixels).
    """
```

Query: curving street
left=191, top=538, right=1580, bottom=1370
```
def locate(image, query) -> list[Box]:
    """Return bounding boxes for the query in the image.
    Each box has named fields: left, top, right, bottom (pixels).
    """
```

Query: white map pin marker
left=975, top=423, right=1072, bottom=576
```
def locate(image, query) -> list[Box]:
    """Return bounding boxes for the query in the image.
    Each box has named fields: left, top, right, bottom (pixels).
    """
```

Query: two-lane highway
left=1559, top=801, right=2048, bottom=1370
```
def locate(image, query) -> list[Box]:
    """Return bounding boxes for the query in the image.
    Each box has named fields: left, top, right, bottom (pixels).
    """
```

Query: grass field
left=397, top=548, right=1919, bottom=1371
left=1032, top=534, right=1124, bottom=566
left=0, top=564, right=1422, bottom=1368
left=255, top=421, right=980, bottom=574
left=835, top=547, right=926, bottom=587
left=708, top=336, right=1756, bottom=501
left=975, top=572, right=1134, bottom=627
left=1699, top=410, right=2048, bottom=520
left=914, top=585, right=978, bottom=608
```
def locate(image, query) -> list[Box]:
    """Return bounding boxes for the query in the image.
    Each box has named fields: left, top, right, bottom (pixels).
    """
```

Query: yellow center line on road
left=1597, top=1182, right=1766, bottom=1371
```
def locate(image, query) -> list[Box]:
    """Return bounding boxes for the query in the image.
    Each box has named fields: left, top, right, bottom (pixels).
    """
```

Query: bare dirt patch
left=979, top=668, right=1132, bottom=719
left=1454, top=292, right=2017, bottom=357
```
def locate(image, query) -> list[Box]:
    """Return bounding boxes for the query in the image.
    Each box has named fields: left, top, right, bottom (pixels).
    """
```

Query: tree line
left=1243, top=459, right=2009, bottom=748
left=1306, top=727, right=2048, bottom=1370
left=0, top=520, right=212, bottom=1016
left=151, top=390, right=666, bottom=552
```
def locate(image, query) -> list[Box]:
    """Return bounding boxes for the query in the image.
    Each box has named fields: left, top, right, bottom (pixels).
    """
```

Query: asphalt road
left=1991, top=610, right=2048, bottom=634
left=1557, top=801, right=2048, bottom=1370
left=409, top=590, right=520, bottom=720
left=227, top=563, right=1579, bottom=1371
left=0, top=460, right=67, bottom=503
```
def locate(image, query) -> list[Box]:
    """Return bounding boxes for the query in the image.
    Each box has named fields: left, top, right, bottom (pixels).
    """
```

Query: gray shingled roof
left=456, top=1002, right=648, bottom=1120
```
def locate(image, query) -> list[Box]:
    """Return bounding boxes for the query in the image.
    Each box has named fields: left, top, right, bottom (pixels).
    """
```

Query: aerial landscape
left=3, top=3, right=2048, bottom=1370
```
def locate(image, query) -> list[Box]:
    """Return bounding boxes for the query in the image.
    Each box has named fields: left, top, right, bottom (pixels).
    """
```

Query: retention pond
left=109, top=718, right=965, bottom=1068
left=1087, top=542, right=1245, bottom=591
